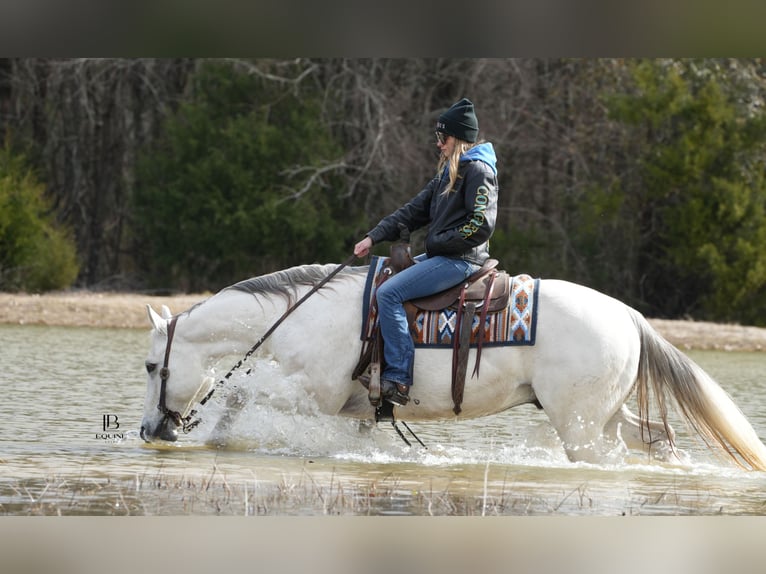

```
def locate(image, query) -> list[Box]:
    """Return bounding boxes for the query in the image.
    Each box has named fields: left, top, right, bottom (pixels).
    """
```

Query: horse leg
left=207, top=386, right=251, bottom=447
left=530, top=284, right=646, bottom=464
left=532, top=336, right=639, bottom=464
left=604, top=404, right=678, bottom=462
left=544, top=406, right=621, bottom=464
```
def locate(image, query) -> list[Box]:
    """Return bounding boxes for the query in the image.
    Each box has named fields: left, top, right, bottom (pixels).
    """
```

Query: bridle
left=153, top=254, right=356, bottom=435
left=156, top=315, right=200, bottom=432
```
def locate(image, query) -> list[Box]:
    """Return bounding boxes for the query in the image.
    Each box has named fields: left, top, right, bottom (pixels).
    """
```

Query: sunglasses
left=435, top=131, right=449, bottom=145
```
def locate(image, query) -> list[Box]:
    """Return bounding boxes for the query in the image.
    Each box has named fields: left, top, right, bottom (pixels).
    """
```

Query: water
left=2, top=323, right=766, bottom=515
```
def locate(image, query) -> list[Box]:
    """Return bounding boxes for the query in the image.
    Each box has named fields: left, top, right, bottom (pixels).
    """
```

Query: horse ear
left=146, top=304, right=167, bottom=334
left=161, top=305, right=173, bottom=320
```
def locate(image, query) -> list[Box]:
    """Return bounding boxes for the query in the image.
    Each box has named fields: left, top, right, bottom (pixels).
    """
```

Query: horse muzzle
left=140, top=417, right=179, bottom=443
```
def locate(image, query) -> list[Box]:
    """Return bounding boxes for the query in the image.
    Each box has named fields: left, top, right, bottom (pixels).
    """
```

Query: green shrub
left=0, top=143, right=79, bottom=291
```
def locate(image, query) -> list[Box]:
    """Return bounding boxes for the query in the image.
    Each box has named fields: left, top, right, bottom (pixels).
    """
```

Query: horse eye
left=145, top=362, right=157, bottom=374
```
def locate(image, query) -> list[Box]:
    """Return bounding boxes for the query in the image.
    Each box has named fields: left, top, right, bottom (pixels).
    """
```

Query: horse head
left=140, top=304, right=214, bottom=443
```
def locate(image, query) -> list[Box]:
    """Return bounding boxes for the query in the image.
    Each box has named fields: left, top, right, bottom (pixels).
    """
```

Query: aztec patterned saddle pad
left=361, top=256, right=539, bottom=348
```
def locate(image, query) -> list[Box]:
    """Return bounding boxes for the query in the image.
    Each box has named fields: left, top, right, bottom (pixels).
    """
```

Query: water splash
left=168, top=360, right=765, bottom=486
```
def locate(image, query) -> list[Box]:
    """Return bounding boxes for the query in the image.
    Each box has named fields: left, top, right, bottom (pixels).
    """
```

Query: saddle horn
left=390, top=223, right=414, bottom=273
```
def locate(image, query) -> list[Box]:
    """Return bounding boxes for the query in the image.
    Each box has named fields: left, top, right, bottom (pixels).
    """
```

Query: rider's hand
left=354, top=236, right=373, bottom=258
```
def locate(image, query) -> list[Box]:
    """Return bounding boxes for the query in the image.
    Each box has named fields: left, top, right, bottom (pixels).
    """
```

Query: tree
left=132, top=61, right=355, bottom=291
left=601, top=59, right=766, bottom=323
left=3, top=58, right=194, bottom=287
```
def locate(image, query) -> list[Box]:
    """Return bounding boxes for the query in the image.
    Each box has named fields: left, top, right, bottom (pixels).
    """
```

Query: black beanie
left=436, top=98, right=479, bottom=143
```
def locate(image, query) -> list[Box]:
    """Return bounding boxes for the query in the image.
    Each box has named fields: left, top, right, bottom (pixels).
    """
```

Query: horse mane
left=223, top=263, right=365, bottom=305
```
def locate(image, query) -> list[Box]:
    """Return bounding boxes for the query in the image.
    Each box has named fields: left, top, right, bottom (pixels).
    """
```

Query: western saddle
left=354, top=237, right=510, bottom=416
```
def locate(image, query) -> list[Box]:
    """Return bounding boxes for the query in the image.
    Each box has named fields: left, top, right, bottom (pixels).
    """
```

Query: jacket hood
left=460, top=142, right=497, bottom=175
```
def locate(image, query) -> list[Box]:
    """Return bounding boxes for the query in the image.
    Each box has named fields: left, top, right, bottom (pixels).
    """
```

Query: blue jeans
left=375, top=254, right=479, bottom=386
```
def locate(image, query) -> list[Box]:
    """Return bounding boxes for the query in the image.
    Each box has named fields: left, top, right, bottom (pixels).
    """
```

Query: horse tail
left=629, top=308, right=766, bottom=471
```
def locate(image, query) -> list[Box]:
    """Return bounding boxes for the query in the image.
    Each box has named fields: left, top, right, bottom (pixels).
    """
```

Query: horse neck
left=175, top=271, right=366, bottom=358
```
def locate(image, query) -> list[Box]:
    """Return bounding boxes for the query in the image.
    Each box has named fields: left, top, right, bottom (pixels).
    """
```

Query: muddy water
left=2, top=324, right=766, bottom=515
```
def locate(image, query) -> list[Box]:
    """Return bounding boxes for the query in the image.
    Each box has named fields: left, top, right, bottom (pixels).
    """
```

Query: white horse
left=140, top=262, right=766, bottom=471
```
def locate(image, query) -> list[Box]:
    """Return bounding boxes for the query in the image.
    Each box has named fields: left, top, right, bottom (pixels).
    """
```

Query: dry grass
left=0, top=465, right=749, bottom=517
left=648, top=318, right=766, bottom=352
left=0, top=291, right=208, bottom=329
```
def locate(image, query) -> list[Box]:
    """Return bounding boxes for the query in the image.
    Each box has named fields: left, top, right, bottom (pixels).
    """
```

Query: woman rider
left=353, top=98, right=499, bottom=406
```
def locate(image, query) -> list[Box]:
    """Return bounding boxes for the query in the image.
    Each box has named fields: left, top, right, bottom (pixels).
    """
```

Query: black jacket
left=366, top=143, right=498, bottom=266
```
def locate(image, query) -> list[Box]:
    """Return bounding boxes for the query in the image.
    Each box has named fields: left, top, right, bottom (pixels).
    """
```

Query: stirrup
left=382, top=380, right=410, bottom=406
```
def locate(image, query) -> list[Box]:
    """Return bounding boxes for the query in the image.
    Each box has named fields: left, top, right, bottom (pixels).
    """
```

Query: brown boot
left=382, top=380, right=410, bottom=406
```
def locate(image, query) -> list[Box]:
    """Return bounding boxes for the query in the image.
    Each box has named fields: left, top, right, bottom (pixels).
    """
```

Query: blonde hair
left=437, top=138, right=480, bottom=193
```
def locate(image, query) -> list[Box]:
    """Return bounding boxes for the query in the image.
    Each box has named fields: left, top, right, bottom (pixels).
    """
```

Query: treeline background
left=3, top=58, right=766, bottom=325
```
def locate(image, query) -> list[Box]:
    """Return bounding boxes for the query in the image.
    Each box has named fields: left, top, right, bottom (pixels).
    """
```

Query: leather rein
left=154, top=255, right=357, bottom=434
